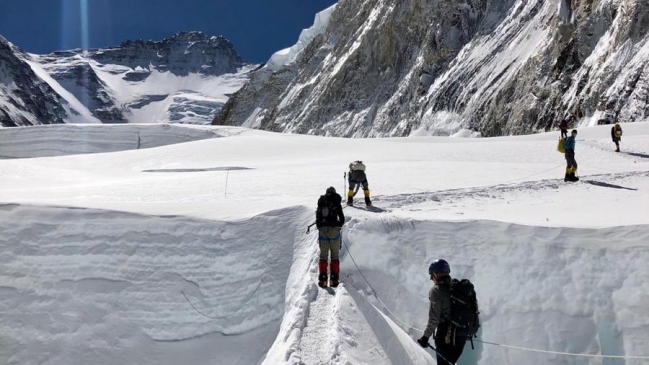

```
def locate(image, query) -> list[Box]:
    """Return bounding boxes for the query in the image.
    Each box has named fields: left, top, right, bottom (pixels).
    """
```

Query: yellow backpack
left=557, top=138, right=566, bottom=153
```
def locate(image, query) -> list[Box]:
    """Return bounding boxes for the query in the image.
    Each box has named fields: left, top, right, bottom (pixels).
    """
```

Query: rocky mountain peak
left=214, top=0, right=649, bottom=137
left=93, top=31, right=244, bottom=76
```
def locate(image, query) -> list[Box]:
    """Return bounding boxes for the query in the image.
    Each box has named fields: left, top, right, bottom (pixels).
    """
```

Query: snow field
left=1, top=122, right=648, bottom=364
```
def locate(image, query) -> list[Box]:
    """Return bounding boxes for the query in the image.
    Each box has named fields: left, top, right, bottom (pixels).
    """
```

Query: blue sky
left=0, top=0, right=337, bottom=63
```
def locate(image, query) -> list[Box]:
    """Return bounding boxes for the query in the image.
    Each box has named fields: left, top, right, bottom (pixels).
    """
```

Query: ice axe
left=427, top=344, right=453, bottom=365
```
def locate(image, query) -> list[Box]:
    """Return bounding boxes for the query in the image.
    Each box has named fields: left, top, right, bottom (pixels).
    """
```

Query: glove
left=416, top=336, right=429, bottom=348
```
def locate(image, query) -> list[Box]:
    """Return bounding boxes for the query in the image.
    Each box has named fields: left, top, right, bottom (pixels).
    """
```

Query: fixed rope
left=474, top=339, right=649, bottom=359
left=342, top=234, right=425, bottom=332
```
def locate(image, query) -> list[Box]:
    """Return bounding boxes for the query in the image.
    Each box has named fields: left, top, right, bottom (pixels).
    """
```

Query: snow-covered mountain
left=0, top=32, right=256, bottom=127
left=214, top=0, right=649, bottom=137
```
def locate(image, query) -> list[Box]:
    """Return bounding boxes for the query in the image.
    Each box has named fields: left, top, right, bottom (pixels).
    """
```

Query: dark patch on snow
left=583, top=180, right=638, bottom=191
left=623, top=151, right=649, bottom=159
left=142, top=166, right=254, bottom=173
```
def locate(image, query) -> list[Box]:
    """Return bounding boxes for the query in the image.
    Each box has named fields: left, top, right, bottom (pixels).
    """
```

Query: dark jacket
left=611, top=126, right=622, bottom=142
left=348, top=169, right=367, bottom=182
left=559, top=119, right=568, bottom=129
left=316, top=192, right=345, bottom=229
left=423, top=276, right=452, bottom=338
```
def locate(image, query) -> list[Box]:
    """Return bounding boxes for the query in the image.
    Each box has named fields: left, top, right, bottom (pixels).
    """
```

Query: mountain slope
left=0, top=36, right=67, bottom=127
left=214, top=0, right=649, bottom=137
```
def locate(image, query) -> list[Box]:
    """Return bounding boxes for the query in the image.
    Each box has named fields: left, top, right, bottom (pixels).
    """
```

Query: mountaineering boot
left=330, top=273, right=339, bottom=288
left=363, top=189, right=371, bottom=206
left=564, top=168, right=571, bottom=182
left=318, top=274, right=328, bottom=288
left=347, top=196, right=353, bottom=206
left=570, top=171, right=579, bottom=182
left=566, top=172, right=578, bottom=182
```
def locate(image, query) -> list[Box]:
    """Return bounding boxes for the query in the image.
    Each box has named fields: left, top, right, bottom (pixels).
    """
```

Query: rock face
left=1, top=31, right=252, bottom=127
left=214, top=0, right=649, bottom=137
left=90, top=32, right=245, bottom=77
left=0, top=37, right=66, bottom=127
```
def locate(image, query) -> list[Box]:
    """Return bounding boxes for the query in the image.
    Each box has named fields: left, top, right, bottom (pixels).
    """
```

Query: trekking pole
left=306, top=221, right=316, bottom=234
left=344, top=172, right=347, bottom=193
left=224, top=170, right=229, bottom=198
left=427, top=344, right=454, bottom=365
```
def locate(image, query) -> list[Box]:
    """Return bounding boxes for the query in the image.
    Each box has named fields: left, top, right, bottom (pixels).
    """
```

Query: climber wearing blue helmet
left=417, top=259, right=466, bottom=364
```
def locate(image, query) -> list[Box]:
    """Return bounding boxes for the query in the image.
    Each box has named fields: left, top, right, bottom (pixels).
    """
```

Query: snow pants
left=318, top=226, right=341, bottom=278
left=434, top=334, right=466, bottom=365
left=565, top=150, right=577, bottom=170
left=348, top=179, right=369, bottom=194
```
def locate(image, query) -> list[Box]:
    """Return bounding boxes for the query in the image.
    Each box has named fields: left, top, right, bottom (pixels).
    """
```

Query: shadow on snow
left=583, top=180, right=638, bottom=191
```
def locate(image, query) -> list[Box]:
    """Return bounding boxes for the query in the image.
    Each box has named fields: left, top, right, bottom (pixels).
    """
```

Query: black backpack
left=449, top=278, right=480, bottom=347
left=317, top=194, right=341, bottom=226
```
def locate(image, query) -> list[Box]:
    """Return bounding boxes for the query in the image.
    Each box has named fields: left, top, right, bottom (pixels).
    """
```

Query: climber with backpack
left=559, top=118, right=568, bottom=139
left=315, top=187, right=345, bottom=288
left=611, top=123, right=623, bottom=152
left=347, top=160, right=372, bottom=206
left=417, top=259, right=480, bottom=365
left=564, top=129, right=579, bottom=182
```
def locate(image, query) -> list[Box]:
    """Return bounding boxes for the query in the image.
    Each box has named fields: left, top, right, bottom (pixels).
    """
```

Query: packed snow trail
left=293, top=242, right=341, bottom=365
left=299, top=280, right=338, bottom=365
left=375, top=170, right=648, bottom=209
left=259, top=230, right=434, bottom=365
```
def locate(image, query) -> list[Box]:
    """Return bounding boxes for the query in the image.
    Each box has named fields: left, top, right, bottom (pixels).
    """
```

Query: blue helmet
left=428, top=259, right=450, bottom=275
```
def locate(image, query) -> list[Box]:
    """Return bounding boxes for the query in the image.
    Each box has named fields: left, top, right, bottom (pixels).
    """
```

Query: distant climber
left=564, top=129, right=579, bottom=182
left=559, top=118, right=568, bottom=139
left=417, top=259, right=477, bottom=365
left=347, top=160, right=372, bottom=206
left=611, top=123, right=623, bottom=152
left=315, top=187, right=345, bottom=288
